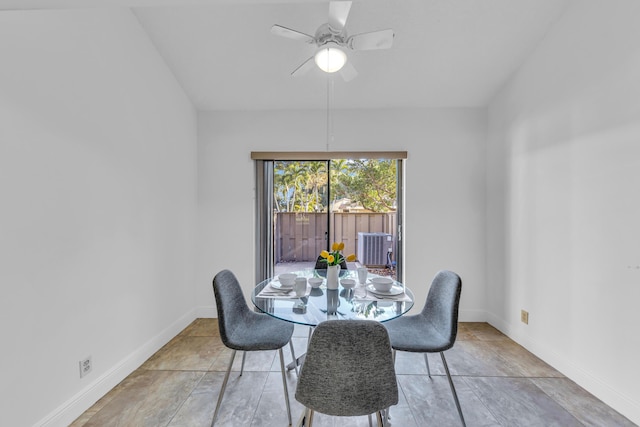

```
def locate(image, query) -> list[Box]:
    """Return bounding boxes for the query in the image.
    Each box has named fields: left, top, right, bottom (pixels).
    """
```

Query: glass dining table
left=251, top=269, right=414, bottom=371
left=251, top=269, right=414, bottom=327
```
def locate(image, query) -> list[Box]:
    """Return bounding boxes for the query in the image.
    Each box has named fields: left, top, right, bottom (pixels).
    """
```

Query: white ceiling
left=2, top=0, right=569, bottom=111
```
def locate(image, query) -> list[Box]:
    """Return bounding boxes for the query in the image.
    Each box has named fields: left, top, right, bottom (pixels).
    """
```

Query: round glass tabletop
left=251, top=270, right=414, bottom=326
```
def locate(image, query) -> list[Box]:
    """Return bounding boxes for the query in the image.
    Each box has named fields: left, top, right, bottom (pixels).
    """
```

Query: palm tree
left=274, top=162, right=303, bottom=212
left=330, top=159, right=350, bottom=204
left=305, top=161, right=328, bottom=212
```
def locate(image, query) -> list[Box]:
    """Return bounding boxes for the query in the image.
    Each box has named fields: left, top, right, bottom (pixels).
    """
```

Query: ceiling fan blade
left=348, top=29, right=394, bottom=50
left=339, top=61, right=358, bottom=82
left=291, top=56, right=316, bottom=77
left=271, top=25, right=315, bottom=44
left=328, top=1, right=352, bottom=33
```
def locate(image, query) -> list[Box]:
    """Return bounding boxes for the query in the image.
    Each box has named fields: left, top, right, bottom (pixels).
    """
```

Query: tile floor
left=70, top=320, right=635, bottom=427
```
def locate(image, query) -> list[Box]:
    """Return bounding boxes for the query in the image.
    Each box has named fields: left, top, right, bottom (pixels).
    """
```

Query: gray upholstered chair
left=295, top=320, right=398, bottom=427
left=211, top=269, right=297, bottom=426
left=383, top=270, right=466, bottom=426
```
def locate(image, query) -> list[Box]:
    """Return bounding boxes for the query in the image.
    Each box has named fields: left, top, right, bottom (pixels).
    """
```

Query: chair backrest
left=421, top=270, right=462, bottom=350
left=212, top=269, right=251, bottom=349
left=295, top=320, right=398, bottom=417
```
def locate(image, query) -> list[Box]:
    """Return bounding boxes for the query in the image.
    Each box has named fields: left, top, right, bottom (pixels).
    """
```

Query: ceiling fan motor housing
left=315, top=23, right=348, bottom=48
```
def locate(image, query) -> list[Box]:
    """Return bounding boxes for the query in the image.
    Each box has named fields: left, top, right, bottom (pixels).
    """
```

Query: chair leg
left=376, top=410, right=384, bottom=426
left=240, top=351, right=247, bottom=376
left=297, top=408, right=313, bottom=427
left=306, top=408, right=314, bottom=427
left=296, top=408, right=308, bottom=427
left=278, top=348, right=293, bottom=426
left=211, top=349, right=236, bottom=427
left=440, top=352, right=466, bottom=427
left=289, top=340, right=299, bottom=376
left=424, top=353, right=432, bottom=378
left=368, top=414, right=373, bottom=427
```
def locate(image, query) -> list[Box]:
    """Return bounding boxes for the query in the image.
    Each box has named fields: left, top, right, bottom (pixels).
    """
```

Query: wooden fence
left=275, top=212, right=397, bottom=265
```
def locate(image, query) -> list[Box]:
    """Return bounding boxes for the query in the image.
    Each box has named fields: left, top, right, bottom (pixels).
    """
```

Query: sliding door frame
left=255, top=160, right=274, bottom=283
left=254, top=151, right=407, bottom=284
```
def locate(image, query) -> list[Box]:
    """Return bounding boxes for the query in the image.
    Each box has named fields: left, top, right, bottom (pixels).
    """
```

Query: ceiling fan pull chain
left=326, top=77, right=335, bottom=151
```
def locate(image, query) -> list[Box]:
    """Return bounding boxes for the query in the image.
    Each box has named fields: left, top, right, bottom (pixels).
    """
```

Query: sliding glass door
left=255, top=154, right=404, bottom=283
left=273, top=160, right=330, bottom=271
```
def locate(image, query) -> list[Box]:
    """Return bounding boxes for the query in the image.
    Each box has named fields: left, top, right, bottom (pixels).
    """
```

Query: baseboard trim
left=196, top=305, right=216, bottom=318
left=34, top=308, right=197, bottom=427
left=485, top=313, right=639, bottom=425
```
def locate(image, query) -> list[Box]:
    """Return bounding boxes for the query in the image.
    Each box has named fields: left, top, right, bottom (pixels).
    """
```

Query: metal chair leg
left=424, top=353, right=431, bottom=378
left=306, top=408, right=314, bottom=427
left=296, top=408, right=307, bottom=427
left=289, top=340, right=299, bottom=376
left=298, top=408, right=314, bottom=427
left=211, top=350, right=236, bottom=427
left=376, top=410, right=384, bottom=426
left=240, top=351, right=247, bottom=376
left=440, top=352, right=466, bottom=427
left=278, top=348, right=293, bottom=426
left=368, top=413, right=373, bottom=427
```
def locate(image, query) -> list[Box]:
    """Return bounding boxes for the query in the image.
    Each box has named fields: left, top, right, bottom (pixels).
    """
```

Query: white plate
left=270, top=281, right=294, bottom=290
left=366, top=283, right=404, bottom=296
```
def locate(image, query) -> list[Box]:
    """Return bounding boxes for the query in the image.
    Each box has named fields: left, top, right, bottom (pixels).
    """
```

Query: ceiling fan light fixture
left=314, top=44, right=347, bottom=73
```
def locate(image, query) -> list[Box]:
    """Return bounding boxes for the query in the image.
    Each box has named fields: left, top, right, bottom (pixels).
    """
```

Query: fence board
left=275, top=212, right=396, bottom=263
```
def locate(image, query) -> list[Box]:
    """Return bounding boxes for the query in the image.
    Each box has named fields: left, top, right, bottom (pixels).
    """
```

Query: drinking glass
left=357, top=267, right=368, bottom=285
left=295, top=277, right=307, bottom=297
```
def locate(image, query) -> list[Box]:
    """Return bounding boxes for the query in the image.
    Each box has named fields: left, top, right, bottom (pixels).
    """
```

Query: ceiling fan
left=271, top=1, right=394, bottom=81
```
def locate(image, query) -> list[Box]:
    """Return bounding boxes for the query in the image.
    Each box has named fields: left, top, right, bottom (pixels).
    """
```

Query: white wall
left=197, top=108, right=487, bottom=321
left=0, top=9, right=197, bottom=427
left=487, top=0, right=640, bottom=423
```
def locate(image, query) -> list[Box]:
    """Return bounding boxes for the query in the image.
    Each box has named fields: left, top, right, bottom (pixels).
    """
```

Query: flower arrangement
left=319, top=242, right=357, bottom=266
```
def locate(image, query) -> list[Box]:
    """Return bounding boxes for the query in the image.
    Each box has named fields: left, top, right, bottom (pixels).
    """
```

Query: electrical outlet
left=79, top=356, right=92, bottom=378
left=521, top=309, right=529, bottom=325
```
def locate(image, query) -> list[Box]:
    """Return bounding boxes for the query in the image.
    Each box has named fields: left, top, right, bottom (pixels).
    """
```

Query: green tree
left=274, top=161, right=304, bottom=212
left=273, top=159, right=396, bottom=213
left=343, top=159, right=396, bottom=212
left=329, top=159, right=350, bottom=203
left=305, top=161, right=328, bottom=212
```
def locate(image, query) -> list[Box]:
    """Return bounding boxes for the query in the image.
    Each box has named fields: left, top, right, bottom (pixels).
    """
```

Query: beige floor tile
left=441, top=339, right=527, bottom=377
left=532, top=377, right=637, bottom=427
left=70, top=321, right=636, bottom=427
left=465, top=377, right=583, bottom=426
left=82, top=370, right=205, bottom=427
left=493, top=340, right=564, bottom=378
left=398, top=374, right=500, bottom=426
left=142, top=336, right=226, bottom=371
left=463, top=322, right=512, bottom=341
left=179, top=318, right=219, bottom=337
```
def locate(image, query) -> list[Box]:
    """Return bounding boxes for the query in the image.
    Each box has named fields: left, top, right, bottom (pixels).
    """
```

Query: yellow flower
left=319, top=242, right=357, bottom=267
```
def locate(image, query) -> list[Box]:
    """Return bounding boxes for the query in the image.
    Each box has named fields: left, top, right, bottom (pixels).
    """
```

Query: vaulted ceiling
left=2, top=0, right=569, bottom=110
